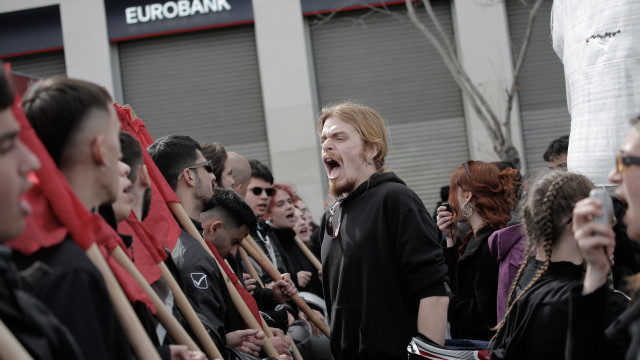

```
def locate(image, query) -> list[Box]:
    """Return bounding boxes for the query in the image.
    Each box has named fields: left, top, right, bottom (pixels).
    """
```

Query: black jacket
left=492, top=260, right=590, bottom=359
left=445, top=225, right=499, bottom=340
left=566, top=283, right=635, bottom=360
left=321, top=172, right=448, bottom=360
left=272, top=227, right=323, bottom=297
left=11, top=238, right=133, bottom=360
left=171, top=221, right=244, bottom=352
left=250, top=221, right=298, bottom=287
left=0, top=245, right=83, bottom=359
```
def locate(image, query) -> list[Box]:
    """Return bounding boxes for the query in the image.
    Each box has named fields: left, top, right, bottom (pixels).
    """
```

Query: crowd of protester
left=3, top=61, right=640, bottom=360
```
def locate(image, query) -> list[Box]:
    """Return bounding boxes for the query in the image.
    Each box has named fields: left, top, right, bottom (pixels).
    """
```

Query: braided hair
left=491, top=171, right=593, bottom=340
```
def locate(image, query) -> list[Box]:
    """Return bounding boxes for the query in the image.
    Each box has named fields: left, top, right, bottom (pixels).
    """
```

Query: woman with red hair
left=266, top=184, right=323, bottom=297
left=436, top=161, right=517, bottom=341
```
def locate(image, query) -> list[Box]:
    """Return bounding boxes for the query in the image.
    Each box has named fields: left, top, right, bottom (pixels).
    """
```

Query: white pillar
left=59, top=0, right=118, bottom=96
left=452, top=0, right=527, bottom=172
left=252, top=0, right=325, bottom=221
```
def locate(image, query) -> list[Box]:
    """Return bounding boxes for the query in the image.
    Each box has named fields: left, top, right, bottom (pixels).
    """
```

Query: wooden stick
left=240, top=241, right=331, bottom=338
left=288, top=333, right=303, bottom=360
left=111, top=247, right=201, bottom=352
left=159, top=263, right=223, bottom=360
left=169, top=202, right=280, bottom=358
left=85, top=244, right=160, bottom=360
left=238, top=246, right=265, bottom=288
left=0, top=319, right=33, bottom=360
left=294, top=236, right=322, bottom=272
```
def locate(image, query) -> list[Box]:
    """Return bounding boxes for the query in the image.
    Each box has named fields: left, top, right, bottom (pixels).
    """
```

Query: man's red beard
left=328, top=177, right=357, bottom=197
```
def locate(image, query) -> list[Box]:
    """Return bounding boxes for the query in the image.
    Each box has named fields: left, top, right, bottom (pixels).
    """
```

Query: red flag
left=118, top=211, right=167, bottom=284
left=204, top=240, right=262, bottom=328
left=114, top=104, right=182, bottom=250
left=4, top=69, right=155, bottom=312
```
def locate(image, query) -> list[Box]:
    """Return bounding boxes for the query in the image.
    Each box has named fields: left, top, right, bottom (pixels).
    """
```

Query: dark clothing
left=0, top=245, right=83, bottom=360
left=250, top=221, right=298, bottom=286
left=171, top=222, right=244, bottom=352
left=11, top=238, right=133, bottom=360
left=491, top=260, right=585, bottom=359
left=309, top=227, right=322, bottom=259
left=321, top=172, right=448, bottom=360
left=566, top=283, right=635, bottom=360
left=445, top=225, right=499, bottom=340
left=611, top=197, right=640, bottom=289
left=272, top=227, right=323, bottom=297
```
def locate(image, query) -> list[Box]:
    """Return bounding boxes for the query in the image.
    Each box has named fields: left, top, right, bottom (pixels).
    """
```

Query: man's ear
left=211, top=220, right=223, bottom=235
left=364, top=143, right=379, bottom=163
left=139, top=164, right=151, bottom=189
left=91, top=135, right=107, bottom=167
left=180, top=167, right=196, bottom=188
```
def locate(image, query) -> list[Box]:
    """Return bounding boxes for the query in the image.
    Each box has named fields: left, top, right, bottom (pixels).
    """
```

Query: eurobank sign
left=105, top=0, right=253, bottom=41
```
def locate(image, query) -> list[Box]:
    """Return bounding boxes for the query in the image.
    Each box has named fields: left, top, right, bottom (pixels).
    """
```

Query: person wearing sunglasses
left=318, top=102, right=449, bottom=360
left=568, top=116, right=640, bottom=360
left=202, top=142, right=235, bottom=189
left=244, top=160, right=299, bottom=288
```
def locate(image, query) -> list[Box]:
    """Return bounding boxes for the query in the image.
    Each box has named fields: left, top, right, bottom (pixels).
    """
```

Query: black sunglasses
left=326, top=196, right=345, bottom=239
left=178, top=160, right=214, bottom=180
left=249, top=186, right=275, bottom=196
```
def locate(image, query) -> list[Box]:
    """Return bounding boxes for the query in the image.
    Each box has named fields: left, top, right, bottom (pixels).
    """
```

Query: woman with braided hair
left=490, top=172, right=628, bottom=359
left=436, top=161, right=517, bottom=340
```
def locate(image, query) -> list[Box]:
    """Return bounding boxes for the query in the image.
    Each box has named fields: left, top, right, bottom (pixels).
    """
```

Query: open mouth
left=323, top=156, right=342, bottom=180
left=299, top=227, right=308, bottom=235
left=286, top=212, right=295, bottom=222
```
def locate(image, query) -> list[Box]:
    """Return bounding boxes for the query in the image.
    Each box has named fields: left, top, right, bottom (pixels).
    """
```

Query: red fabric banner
left=3, top=70, right=155, bottom=312
left=118, top=211, right=167, bottom=284
left=114, top=104, right=182, bottom=250
left=204, top=240, right=262, bottom=329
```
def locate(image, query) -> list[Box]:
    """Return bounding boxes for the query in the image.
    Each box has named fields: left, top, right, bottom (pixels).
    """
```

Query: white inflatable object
left=552, top=0, right=640, bottom=186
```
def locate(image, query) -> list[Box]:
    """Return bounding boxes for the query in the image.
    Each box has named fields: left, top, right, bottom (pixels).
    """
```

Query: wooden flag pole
left=111, top=247, right=203, bottom=354
left=85, top=244, right=160, bottom=360
left=238, top=246, right=265, bottom=288
left=294, top=236, right=322, bottom=272
left=158, top=263, right=224, bottom=360
left=0, top=319, right=33, bottom=360
left=169, top=202, right=280, bottom=358
left=240, top=240, right=330, bottom=338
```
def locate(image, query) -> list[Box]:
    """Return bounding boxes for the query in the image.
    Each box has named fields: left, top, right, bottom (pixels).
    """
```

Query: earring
left=100, top=165, right=107, bottom=173
left=367, top=158, right=372, bottom=165
left=461, top=201, right=474, bottom=218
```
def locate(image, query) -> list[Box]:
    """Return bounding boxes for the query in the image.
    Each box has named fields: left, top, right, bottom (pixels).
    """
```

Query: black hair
left=120, top=131, right=143, bottom=183
left=542, top=135, right=569, bottom=162
left=249, top=159, right=273, bottom=184
left=202, top=187, right=257, bottom=233
left=148, top=135, right=201, bottom=190
left=22, top=76, right=112, bottom=168
left=201, top=142, right=227, bottom=188
left=0, top=68, right=14, bottom=110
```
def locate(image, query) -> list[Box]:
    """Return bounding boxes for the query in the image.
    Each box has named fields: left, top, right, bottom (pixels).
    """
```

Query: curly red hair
left=449, top=161, right=518, bottom=257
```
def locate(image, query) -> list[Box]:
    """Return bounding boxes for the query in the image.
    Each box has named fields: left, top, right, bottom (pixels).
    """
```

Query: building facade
left=0, top=0, right=569, bottom=220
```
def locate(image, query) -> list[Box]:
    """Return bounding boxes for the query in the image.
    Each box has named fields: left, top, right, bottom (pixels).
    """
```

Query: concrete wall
left=451, top=0, right=526, bottom=171
left=252, top=0, right=326, bottom=222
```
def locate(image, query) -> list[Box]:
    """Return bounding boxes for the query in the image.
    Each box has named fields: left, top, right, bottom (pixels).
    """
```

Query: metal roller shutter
left=309, top=1, right=467, bottom=209
left=5, top=50, right=66, bottom=79
left=507, top=0, right=570, bottom=176
left=118, top=25, right=270, bottom=166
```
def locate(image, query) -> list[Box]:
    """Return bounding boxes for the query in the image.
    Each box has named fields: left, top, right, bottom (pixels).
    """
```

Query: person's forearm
left=417, top=296, right=449, bottom=346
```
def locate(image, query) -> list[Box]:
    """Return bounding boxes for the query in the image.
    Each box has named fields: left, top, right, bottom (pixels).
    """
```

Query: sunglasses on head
left=462, top=161, right=473, bottom=179
left=177, top=160, right=214, bottom=180
left=250, top=186, right=275, bottom=196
